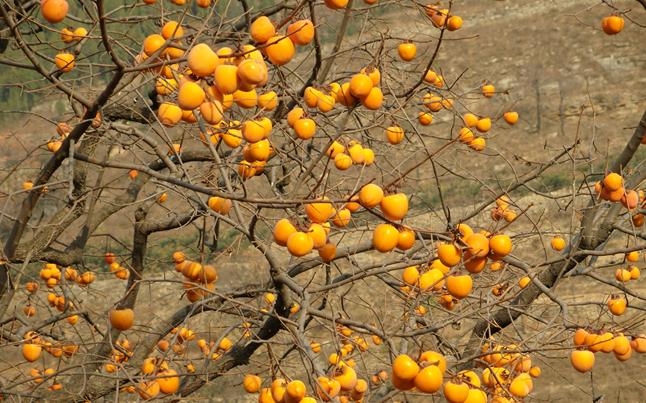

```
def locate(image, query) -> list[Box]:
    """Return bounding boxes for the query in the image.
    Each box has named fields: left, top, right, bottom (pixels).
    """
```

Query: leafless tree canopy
left=0, top=0, right=645, bottom=401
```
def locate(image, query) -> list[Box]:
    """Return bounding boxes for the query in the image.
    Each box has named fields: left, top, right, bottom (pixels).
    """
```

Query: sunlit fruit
left=41, top=0, right=69, bottom=23
left=54, top=53, right=75, bottom=72
left=109, top=308, right=134, bottom=330
left=602, top=15, right=624, bottom=35
left=373, top=223, right=399, bottom=252
left=570, top=350, right=595, bottom=373
left=265, top=35, right=295, bottom=65
left=398, top=42, right=416, bottom=61
left=250, top=16, right=275, bottom=43
left=287, top=231, right=314, bottom=257
left=359, top=184, right=384, bottom=208
left=446, top=274, right=473, bottom=299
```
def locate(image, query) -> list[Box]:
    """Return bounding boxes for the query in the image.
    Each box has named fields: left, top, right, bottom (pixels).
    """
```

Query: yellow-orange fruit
left=372, top=223, right=399, bottom=252
left=109, top=308, right=134, bottom=330
left=305, top=199, right=334, bottom=223
left=361, top=87, right=383, bottom=110
left=54, top=53, right=75, bottom=72
left=287, top=19, right=315, bottom=45
left=359, top=184, right=384, bottom=208
left=413, top=365, right=442, bottom=393
left=398, top=42, right=416, bottom=61
left=265, top=35, right=295, bottom=65
left=214, top=64, right=239, bottom=95
left=177, top=82, right=205, bottom=110
left=158, top=103, right=182, bottom=126
left=391, top=354, right=419, bottom=381
left=602, top=15, right=625, bottom=35
left=446, top=274, right=472, bottom=299
left=570, top=350, right=595, bottom=373
left=187, top=43, right=220, bottom=77
left=207, top=196, right=232, bottom=215
left=504, top=111, right=519, bottom=125
left=380, top=193, right=408, bottom=221
left=41, top=0, right=69, bottom=23
left=287, top=232, right=314, bottom=257
left=349, top=73, right=373, bottom=98
left=437, top=243, right=461, bottom=267
left=161, top=21, right=183, bottom=40
left=250, top=16, right=275, bottom=43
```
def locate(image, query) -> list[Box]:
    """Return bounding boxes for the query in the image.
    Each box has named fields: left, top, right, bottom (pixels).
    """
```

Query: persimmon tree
left=0, top=0, right=645, bottom=401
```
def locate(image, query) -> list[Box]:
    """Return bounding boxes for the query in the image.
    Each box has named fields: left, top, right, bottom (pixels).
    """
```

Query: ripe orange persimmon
left=258, top=91, right=278, bottom=110
left=265, top=36, right=295, bottom=65
left=402, top=266, right=419, bottom=285
left=325, top=0, right=349, bottom=9
left=305, top=198, right=334, bottom=223
left=214, top=64, right=239, bottom=95
left=233, top=89, right=258, bottom=108
left=386, top=126, right=405, bottom=144
left=177, top=82, right=205, bottom=110
left=273, top=219, right=296, bottom=246
left=443, top=380, right=469, bottom=403
left=446, top=274, right=472, bottom=299
left=413, top=365, right=442, bottom=393
left=41, top=0, right=68, bottom=23
left=286, top=380, right=306, bottom=401
left=608, top=296, right=627, bottom=315
left=392, top=355, right=419, bottom=381
left=250, top=16, right=275, bottom=43
left=287, top=232, right=314, bottom=257
left=294, top=118, right=316, bottom=139
left=372, top=223, right=399, bottom=252
left=199, top=101, right=224, bottom=124
left=489, top=234, right=512, bottom=257
left=570, top=350, right=595, bottom=373
left=161, top=21, right=183, bottom=40
left=465, top=233, right=489, bottom=258
left=482, top=83, right=495, bottom=98
left=463, top=113, right=478, bottom=128
left=349, top=73, right=373, bottom=98
left=54, top=53, right=75, bottom=72
left=551, top=236, right=566, bottom=251
left=287, top=19, right=315, bottom=45
left=504, top=111, right=519, bottom=125
left=138, top=381, right=160, bottom=400
left=318, top=243, right=336, bottom=262
left=157, top=369, right=180, bottom=394
left=365, top=87, right=385, bottom=108
left=419, top=268, right=443, bottom=291
left=307, top=223, right=328, bottom=249
left=327, top=141, right=345, bottom=158
left=187, top=44, right=219, bottom=77
left=380, top=193, right=409, bottom=221
left=237, top=59, right=266, bottom=86
left=603, top=172, right=622, bottom=191
left=418, top=111, right=433, bottom=125
left=437, top=243, right=461, bottom=266
left=334, top=153, right=352, bottom=170
left=158, top=103, right=182, bottom=126
left=398, top=42, right=416, bottom=61
left=109, top=308, right=134, bottom=330
left=447, top=15, right=463, bottom=31
left=22, top=343, right=42, bottom=362
left=207, top=196, right=232, bottom=215
left=359, top=184, right=384, bottom=208
left=475, top=117, right=491, bottom=132
left=397, top=228, right=416, bottom=250
left=334, top=365, right=358, bottom=391
left=602, top=15, right=624, bottom=35
left=458, top=127, right=474, bottom=143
